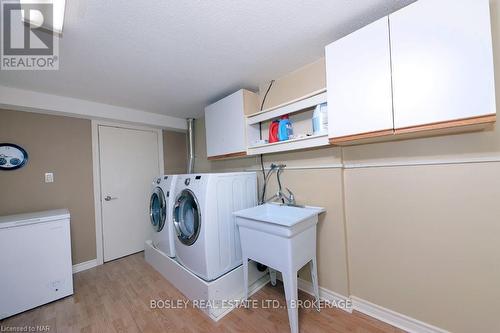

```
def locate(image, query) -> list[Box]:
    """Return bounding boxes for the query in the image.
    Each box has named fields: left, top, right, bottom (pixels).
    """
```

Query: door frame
left=91, top=120, right=164, bottom=265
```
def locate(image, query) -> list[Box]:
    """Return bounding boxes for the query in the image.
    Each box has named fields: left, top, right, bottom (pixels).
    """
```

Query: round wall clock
left=0, top=143, right=28, bottom=170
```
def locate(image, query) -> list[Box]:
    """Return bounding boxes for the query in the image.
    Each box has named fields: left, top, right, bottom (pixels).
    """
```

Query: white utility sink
left=234, top=203, right=325, bottom=333
left=234, top=203, right=325, bottom=238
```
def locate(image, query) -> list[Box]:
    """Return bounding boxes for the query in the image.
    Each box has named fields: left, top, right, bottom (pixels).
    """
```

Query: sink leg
left=243, top=256, right=249, bottom=307
left=310, top=258, right=320, bottom=312
left=269, top=268, right=277, bottom=286
left=283, top=271, right=299, bottom=333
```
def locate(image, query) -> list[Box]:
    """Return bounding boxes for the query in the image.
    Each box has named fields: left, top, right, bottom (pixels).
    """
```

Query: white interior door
left=98, top=125, right=160, bottom=262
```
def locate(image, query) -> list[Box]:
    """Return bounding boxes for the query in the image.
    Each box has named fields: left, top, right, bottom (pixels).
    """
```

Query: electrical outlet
left=44, top=172, right=54, bottom=183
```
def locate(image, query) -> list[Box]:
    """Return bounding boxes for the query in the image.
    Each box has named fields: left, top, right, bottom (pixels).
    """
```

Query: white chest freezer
left=0, top=209, right=74, bottom=319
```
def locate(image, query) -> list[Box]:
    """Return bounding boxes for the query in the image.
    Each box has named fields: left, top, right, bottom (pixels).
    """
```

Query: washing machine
left=172, top=172, right=257, bottom=281
left=149, top=175, right=178, bottom=257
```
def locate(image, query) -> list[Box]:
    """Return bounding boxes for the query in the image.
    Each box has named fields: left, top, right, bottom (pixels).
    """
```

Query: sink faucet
left=263, top=164, right=298, bottom=206
left=276, top=165, right=296, bottom=206
left=279, top=187, right=296, bottom=206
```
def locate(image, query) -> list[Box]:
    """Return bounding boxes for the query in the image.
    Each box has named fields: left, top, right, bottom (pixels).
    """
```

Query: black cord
left=259, top=80, right=275, bottom=142
left=259, top=80, right=275, bottom=204
left=260, top=80, right=275, bottom=112
left=260, top=155, right=266, bottom=203
left=277, top=168, right=285, bottom=204
left=261, top=164, right=277, bottom=204
left=277, top=168, right=283, bottom=191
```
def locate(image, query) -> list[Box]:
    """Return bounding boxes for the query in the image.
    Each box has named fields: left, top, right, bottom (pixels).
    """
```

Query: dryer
left=172, top=172, right=257, bottom=281
left=149, top=175, right=178, bottom=257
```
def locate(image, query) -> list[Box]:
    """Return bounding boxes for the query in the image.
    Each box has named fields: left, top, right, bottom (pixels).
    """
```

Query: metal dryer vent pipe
left=187, top=118, right=195, bottom=174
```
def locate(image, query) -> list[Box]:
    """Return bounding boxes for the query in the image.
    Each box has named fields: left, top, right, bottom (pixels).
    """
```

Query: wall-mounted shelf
left=247, top=133, right=329, bottom=155
left=244, top=88, right=329, bottom=156
left=246, top=88, right=327, bottom=125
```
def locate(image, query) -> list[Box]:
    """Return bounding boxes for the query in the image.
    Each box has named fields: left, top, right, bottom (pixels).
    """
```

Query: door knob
left=104, top=195, right=118, bottom=201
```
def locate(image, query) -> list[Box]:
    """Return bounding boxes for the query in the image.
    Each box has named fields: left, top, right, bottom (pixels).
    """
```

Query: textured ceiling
left=0, top=0, right=415, bottom=118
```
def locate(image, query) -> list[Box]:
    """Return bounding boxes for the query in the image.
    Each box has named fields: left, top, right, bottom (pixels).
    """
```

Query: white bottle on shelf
left=312, top=103, right=328, bottom=135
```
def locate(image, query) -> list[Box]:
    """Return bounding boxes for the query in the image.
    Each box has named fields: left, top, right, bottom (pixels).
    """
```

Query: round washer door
left=150, top=187, right=166, bottom=232
left=173, top=189, right=201, bottom=246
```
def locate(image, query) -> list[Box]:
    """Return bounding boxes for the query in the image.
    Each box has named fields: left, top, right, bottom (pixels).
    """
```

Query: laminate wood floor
left=0, top=253, right=406, bottom=333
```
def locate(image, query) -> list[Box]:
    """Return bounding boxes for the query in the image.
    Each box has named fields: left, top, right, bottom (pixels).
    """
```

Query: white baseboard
left=296, top=278, right=353, bottom=313
left=275, top=274, right=352, bottom=313
left=72, top=259, right=98, bottom=274
left=351, top=296, right=450, bottom=333
left=289, top=278, right=448, bottom=332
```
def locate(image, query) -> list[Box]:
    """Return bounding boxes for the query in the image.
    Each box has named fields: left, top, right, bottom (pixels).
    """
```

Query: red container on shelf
left=269, top=120, right=280, bottom=143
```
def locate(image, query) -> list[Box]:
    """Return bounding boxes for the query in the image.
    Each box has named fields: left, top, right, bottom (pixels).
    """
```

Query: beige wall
left=193, top=119, right=350, bottom=296
left=1, top=2, right=498, bottom=330
left=163, top=130, right=187, bottom=174
left=0, top=110, right=187, bottom=265
left=258, top=58, right=326, bottom=109
left=194, top=1, right=500, bottom=331
left=344, top=164, right=500, bottom=333
left=338, top=2, right=500, bottom=332
left=0, top=109, right=96, bottom=264
left=261, top=154, right=349, bottom=296
left=194, top=82, right=351, bottom=299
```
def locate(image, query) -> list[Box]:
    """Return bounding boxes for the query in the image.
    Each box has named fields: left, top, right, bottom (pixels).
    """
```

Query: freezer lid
left=0, top=209, right=70, bottom=228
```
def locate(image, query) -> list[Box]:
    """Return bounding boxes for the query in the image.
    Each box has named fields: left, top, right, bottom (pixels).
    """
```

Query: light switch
left=45, top=172, right=54, bottom=183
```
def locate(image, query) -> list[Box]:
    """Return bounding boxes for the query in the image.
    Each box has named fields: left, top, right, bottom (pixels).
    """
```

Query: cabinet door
left=205, top=90, right=247, bottom=158
left=326, top=17, right=394, bottom=142
left=390, top=0, right=496, bottom=130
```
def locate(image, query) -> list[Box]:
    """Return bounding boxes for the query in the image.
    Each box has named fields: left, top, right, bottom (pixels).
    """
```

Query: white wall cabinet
left=204, top=89, right=258, bottom=159
left=325, top=0, right=496, bottom=144
left=390, top=0, right=496, bottom=132
left=325, top=17, right=394, bottom=143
